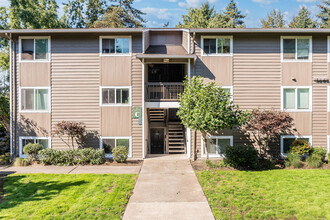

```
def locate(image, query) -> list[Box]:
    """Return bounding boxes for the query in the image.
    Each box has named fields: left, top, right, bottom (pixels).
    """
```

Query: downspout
left=192, top=31, right=197, bottom=160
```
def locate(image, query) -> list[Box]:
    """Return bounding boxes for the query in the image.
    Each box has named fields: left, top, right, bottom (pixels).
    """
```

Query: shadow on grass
left=0, top=175, right=87, bottom=212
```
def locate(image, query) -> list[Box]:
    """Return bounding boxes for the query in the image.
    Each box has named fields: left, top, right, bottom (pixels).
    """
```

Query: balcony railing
left=146, top=82, right=184, bottom=101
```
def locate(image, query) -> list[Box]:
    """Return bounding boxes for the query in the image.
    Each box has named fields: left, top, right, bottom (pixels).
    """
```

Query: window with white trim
left=20, top=37, right=50, bottom=61
left=100, top=137, right=131, bottom=158
left=281, top=37, right=311, bottom=61
left=100, top=36, right=131, bottom=55
left=19, top=137, right=50, bottom=157
left=282, top=87, right=311, bottom=111
left=100, top=87, right=131, bottom=106
left=223, top=86, right=233, bottom=101
left=202, top=136, right=233, bottom=157
left=20, top=87, right=50, bottom=112
left=202, top=36, right=233, bottom=55
left=281, top=136, right=311, bottom=154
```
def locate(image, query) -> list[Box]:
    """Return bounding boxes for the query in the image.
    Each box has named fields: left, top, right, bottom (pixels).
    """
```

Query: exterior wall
left=149, top=31, right=182, bottom=45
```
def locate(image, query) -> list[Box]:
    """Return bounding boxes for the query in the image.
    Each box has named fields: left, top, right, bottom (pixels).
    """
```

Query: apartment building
left=1, top=28, right=329, bottom=159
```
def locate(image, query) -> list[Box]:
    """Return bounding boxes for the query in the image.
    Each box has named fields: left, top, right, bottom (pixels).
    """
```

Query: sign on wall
left=133, top=106, right=142, bottom=125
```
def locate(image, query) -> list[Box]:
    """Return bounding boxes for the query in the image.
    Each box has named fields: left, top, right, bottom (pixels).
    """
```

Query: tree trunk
left=202, top=131, right=208, bottom=159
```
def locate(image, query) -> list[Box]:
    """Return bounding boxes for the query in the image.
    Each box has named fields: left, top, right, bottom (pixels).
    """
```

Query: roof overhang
left=189, top=28, right=330, bottom=33
left=137, top=54, right=196, bottom=59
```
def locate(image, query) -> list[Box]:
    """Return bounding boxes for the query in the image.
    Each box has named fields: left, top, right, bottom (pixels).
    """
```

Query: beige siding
left=200, top=56, right=233, bottom=85
left=143, top=30, right=149, bottom=52
left=18, top=113, right=51, bottom=136
left=290, top=112, right=312, bottom=135
left=282, top=62, right=312, bottom=86
left=20, top=63, right=50, bottom=86
left=101, top=107, right=131, bottom=136
left=101, top=56, right=131, bottom=86
left=182, top=31, right=189, bottom=53
left=149, top=31, right=182, bottom=45
left=51, top=35, right=100, bottom=149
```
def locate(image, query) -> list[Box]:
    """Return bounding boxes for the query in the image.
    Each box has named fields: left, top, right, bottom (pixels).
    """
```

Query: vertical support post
left=186, top=59, right=191, bottom=158
left=142, top=59, right=145, bottom=159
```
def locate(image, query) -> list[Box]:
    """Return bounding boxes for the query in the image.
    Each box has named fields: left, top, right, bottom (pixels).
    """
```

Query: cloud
left=0, top=0, right=9, bottom=7
left=168, top=0, right=178, bottom=2
left=252, top=0, right=278, bottom=5
left=142, top=7, right=172, bottom=20
left=296, top=0, right=318, bottom=2
left=178, top=0, right=218, bottom=8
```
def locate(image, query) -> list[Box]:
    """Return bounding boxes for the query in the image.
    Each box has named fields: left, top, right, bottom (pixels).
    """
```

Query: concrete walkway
left=0, top=165, right=141, bottom=174
left=123, top=155, right=214, bottom=220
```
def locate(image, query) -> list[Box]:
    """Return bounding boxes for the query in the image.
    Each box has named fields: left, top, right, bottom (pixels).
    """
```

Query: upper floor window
left=19, top=136, right=50, bottom=157
left=19, top=37, right=50, bottom=61
left=201, top=36, right=233, bottom=56
left=20, top=87, right=50, bottom=112
left=100, top=36, right=131, bottom=55
left=281, top=86, right=311, bottom=112
left=281, top=36, right=312, bottom=62
left=100, top=86, right=131, bottom=106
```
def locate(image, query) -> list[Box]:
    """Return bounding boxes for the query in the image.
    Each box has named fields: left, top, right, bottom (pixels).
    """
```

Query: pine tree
left=222, top=0, right=245, bottom=28
left=177, top=3, right=216, bottom=28
left=261, top=9, right=286, bottom=28
left=317, top=0, right=330, bottom=28
left=289, top=6, right=317, bottom=28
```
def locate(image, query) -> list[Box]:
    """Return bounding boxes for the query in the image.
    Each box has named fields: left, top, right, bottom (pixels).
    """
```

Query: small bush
left=285, top=153, right=302, bottom=168
left=0, top=153, right=11, bottom=165
left=311, top=147, right=327, bottom=161
left=223, top=145, right=259, bottom=169
left=78, top=148, right=105, bottom=165
left=290, top=140, right=311, bottom=156
left=112, top=146, right=128, bottom=163
left=205, top=159, right=228, bottom=169
left=306, top=154, right=323, bottom=168
left=23, top=143, right=43, bottom=160
left=14, top=158, right=31, bottom=167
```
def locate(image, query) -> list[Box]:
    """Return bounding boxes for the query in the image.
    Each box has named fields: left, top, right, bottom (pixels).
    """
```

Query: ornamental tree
left=54, top=121, right=86, bottom=149
left=177, top=76, right=250, bottom=159
left=243, top=109, right=295, bottom=158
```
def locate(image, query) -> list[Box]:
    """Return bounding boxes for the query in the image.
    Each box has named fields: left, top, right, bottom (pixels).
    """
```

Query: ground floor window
left=201, top=136, right=233, bottom=157
left=281, top=135, right=312, bottom=155
left=100, top=136, right=132, bottom=158
left=19, top=136, right=50, bottom=157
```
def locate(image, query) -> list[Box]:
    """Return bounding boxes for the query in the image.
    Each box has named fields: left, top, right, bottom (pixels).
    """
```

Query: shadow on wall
left=18, top=115, right=48, bottom=136
left=79, top=130, right=100, bottom=149
left=193, top=57, right=215, bottom=81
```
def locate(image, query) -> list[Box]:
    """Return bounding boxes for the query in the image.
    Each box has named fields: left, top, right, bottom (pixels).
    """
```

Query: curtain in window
left=297, top=88, right=309, bottom=109
left=35, top=39, right=48, bottom=60
left=297, top=39, right=309, bottom=60
left=35, top=89, right=48, bottom=110
left=218, top=139, right=230, bottom=155
left=283, top=89, right=295, bottom=109
left=206, top=138, right=217, bottom=154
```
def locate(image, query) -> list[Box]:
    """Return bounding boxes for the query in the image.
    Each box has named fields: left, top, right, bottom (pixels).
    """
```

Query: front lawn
left=197, top=170, right=330, bottom=219
left=0, top=173, right=137, bottom=219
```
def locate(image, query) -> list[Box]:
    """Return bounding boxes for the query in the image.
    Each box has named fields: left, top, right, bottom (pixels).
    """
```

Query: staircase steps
left=149, top=109, right=166, bottom=122
left=168, top=122, right=185, bottom=154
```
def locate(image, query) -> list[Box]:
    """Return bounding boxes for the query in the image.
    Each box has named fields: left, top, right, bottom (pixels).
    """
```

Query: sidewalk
left=123, top=155, right=214, bottom=220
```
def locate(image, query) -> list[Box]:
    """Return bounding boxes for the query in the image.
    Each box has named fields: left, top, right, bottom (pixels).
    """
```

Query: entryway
left=150, top=128, right=165, bottom=154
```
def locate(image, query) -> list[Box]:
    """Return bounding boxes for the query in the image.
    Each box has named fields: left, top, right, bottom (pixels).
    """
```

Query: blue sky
left=0, top=0, right=323, bottom=28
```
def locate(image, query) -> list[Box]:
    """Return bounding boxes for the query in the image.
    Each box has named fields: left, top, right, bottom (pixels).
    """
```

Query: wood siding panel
left=149, top=31, right=182, bottom=45
left=51, top=35, right=100, bottom=150
left=282, top=63, right=312, bottom=86
left=20, top=63, right=50, bottom=86
left=101, top=56, right=131, bottom=86
left=144, top=30, right=149, bottom=52
left=182, top=31, right=188, bottom=53
left=101, top=107, right=131, bottom=136
left=199, top=56, right=233, bottom=85
left=18, top=113, right=51, bottom=136
left=290, top=112, right=312, bottom=135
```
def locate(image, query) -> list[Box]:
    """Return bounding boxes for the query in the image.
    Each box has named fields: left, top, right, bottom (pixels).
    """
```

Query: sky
left=0, top=0, right=324, bottom=28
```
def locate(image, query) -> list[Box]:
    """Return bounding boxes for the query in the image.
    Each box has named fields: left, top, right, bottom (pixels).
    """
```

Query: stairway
left=168, top=122, right=185, bottom=154
left=148, top=109, right=166, bottom=122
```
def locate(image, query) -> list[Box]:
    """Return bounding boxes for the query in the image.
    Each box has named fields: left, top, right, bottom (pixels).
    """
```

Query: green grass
left=197, top=170, right=330, bottom=220
left=0, top=173, right=137, bottom=219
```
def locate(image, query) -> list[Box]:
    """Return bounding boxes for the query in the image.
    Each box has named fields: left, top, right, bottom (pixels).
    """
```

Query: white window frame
left=100, top=136, right=132, bottom=158
left=328, top=86, right=330, bottom=112
left=327, top=135, right=330, bottom=154
left=19, top=86, right=51, bottom=113
left=99, top=36, right=132, bottom=56
left=280, top=36, right=312, bottom=62
left=280, top=135, right=312, bottom=156
left=19, top=136, right=51, bottom=158
left=99, top=86, right=132, bottom=106
left=201, top=136, right=233, bottom=158
left=19, top=36, right=51, bottom=62
left=281, top=86, right=312, bottom=112
left=201, top=36, right=233, bottom=56
left=222, top=86, right=234, bottom=102
left=328, top=36, right=330, bottom=62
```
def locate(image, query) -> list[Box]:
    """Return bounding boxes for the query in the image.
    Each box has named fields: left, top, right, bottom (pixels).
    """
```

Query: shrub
left=78, top=148, right=105, bottom=165
left=311, top=147, right=327, bottom=161
left=14, top=158, right=31, bottom=167
left=205, top=159, right=228, bottom=169
left=306, top=154, right=323, bottom=168
left=259, top=158, right=275, bottom=170
left=112, top=146, right=128, bottom=163
left=285, top=153, right=302, bottom=168
left=290, top=140, right=311, bottom=156
left=0, top=152, right=10, bottom=165
left=23, top=143, right=43, bottom=160
left=223, top=145, right=259, bottom=169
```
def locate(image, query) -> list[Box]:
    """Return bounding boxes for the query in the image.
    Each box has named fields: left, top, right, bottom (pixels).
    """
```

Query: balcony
left=146, top=82, right=184, bottom=102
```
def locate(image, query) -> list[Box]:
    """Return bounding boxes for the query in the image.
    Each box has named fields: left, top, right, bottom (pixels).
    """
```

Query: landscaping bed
left=196, top=169, right=330, bottom=219
left=0, top=173, right=137, bottom=219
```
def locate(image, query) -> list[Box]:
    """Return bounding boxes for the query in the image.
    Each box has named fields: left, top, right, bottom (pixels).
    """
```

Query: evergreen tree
left=222, top=0, right=245, bottom=28
left=62, top=0, right=86, bottom=28
left=177, top=3, right=216, bottom=28
left=317, top=0, right=330, bottom=28
left=289, top=6, right=317, bottom=28
left=261, top=9, right=286, bottom=28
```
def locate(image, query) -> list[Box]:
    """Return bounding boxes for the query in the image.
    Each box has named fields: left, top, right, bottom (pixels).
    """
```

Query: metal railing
left=146, top=82, right=184, bottom=101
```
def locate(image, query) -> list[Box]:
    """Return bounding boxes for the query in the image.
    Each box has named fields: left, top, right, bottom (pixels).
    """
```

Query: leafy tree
left=62, top=0, right=86, bottom=28
left=86, top=0, right=107, bottom=27
left=177, top=3, right=217, bottom=28
left=177, top=76, right=249, bottom=159
left=317, top=0, right=330, bottom=28
left=222, top=0, right=245, bottom=28
left=243, top=109, right=295, bottom=158
left=289, top=6, right=317, bottom=28
left=54, top=121, right=86, bottom=149
left=261, top=9, right=286, bottom=28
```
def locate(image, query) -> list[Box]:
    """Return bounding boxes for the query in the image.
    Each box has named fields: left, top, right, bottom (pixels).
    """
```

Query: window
left=100, top=137, right=132, bottom=158
left=100, top=36, right=131, bottom=55
left=100, top=87, right=131, bottom=106
left=201, top=136, right=233, bottom=157
left=19, top=136, right=50, bottom=157
left=281, top=135, right=311, bottom=155
left=19, top=37, right=50, bottom=61
left=223, top=86, right=233, bottom=101
left=281, top=37, right=312, bottom=61
left=281, top=87, right=311, bottom=112
left=202, top=36, right=233, bottom=56
left=20, top=87, right=50, bottom=112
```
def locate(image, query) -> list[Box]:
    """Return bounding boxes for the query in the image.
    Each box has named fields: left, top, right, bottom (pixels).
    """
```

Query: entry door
left=150, top=128, right=165, bottom=154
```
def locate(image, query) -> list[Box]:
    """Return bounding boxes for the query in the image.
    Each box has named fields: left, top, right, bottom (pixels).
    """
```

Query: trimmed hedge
left=39, top=148, right=105, bottom=166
